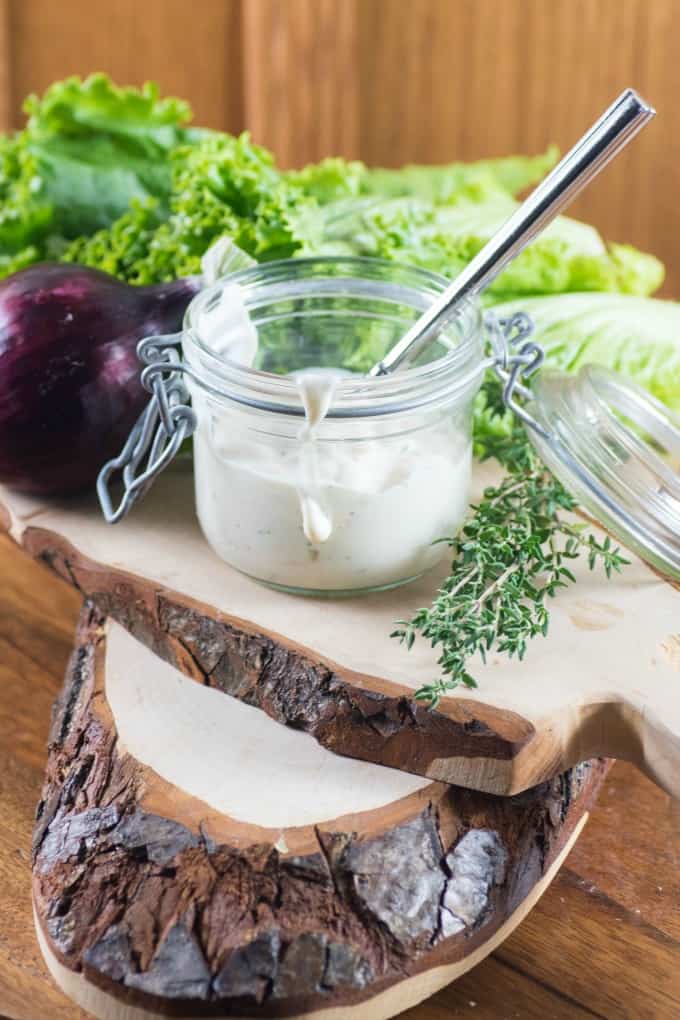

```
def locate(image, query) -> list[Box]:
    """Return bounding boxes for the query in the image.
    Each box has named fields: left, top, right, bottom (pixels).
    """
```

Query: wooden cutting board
left=2, top=461, right=679, bottom=798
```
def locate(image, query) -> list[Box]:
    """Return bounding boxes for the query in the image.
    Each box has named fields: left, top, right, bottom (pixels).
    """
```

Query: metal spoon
left=370, top=88, right=655, bottom=376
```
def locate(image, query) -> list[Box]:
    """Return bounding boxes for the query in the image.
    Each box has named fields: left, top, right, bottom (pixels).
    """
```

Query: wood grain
left=8, top=0, right=243, bottom=132
left=1, top=0, right=680, bottom=291
left=355, top=0, right=680, bottom=298
left=242, top=0, right=680, bottom=295
left=242, top=0, right=361, bottom=166
left=0, top=0, right=11, bottom=132
left=1, top=533, right=679, bottom=1018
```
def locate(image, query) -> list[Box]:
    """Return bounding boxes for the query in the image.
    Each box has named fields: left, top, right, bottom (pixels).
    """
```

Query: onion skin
left=0, top=263, right=200, bottom=496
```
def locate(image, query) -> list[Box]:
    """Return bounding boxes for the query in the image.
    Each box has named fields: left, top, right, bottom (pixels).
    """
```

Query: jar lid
left=526, top=365, right=680, bottom=580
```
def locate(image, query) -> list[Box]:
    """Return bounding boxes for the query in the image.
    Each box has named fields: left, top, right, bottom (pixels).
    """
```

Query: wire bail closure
left=97, top=334, right=197, bottom=524
left=485, top=310, right=551, bottom=441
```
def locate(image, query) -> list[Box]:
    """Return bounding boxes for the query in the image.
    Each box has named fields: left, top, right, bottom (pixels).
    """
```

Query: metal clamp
left=97, top=333, right=197, bottom=524
left=486, top=310, right=550, bottom=440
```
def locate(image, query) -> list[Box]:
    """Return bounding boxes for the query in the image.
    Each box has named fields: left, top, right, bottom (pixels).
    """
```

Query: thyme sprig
left=393, top=375, right=628, bottom=707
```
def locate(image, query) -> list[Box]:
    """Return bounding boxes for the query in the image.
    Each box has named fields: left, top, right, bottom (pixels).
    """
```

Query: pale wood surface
left=1, top=466, right=679, bottom=798
left=1, top=533, right=678, bottom=1018
left=106, top=620, right=429, bottom=829
left=0, top=0, right=679, bottom=292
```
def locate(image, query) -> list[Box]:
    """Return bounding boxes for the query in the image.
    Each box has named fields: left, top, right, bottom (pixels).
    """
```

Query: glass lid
left=526, top=365, right=680, bottom=580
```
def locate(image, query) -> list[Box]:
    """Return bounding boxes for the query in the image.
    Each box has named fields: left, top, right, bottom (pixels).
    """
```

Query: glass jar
left=181, top=257, right=485, bottom=595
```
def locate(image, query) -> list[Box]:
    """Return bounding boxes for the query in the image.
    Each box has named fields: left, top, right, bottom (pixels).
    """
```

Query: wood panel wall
left=0, top=0, right=679, bottom=294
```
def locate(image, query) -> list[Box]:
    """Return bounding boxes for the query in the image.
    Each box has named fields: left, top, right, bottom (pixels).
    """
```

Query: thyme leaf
left=394, top=373, right=629, bottom=707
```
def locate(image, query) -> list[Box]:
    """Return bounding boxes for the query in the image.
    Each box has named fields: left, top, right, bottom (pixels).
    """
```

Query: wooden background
left=0, top=0, right=678, bottom=292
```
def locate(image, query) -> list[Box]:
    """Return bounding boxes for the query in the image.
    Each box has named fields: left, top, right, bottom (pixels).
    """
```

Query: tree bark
left=27, top=529, right=536, bottom=789
left=32, top=603, right=609, bottom=1018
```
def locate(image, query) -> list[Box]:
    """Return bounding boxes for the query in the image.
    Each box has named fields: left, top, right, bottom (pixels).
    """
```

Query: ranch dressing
left=292, top=368, right=350, bottom=545
left=192, top=285, right=473, bottom=593
left=199, top=287, right=351, bottom=545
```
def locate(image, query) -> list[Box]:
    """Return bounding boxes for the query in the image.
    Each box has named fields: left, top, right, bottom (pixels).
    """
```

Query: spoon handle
left=370, top=88, right=655, bottom=376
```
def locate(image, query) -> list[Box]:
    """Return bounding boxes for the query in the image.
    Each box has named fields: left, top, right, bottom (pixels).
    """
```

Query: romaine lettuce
left=493, top=292, right=680, bottom=412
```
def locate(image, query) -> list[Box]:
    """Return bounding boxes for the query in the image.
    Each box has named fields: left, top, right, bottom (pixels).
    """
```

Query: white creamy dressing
left=291, top=368, right=350, bottom=544
left=199, top=286, right=350, bottom=544
left=193, top=285, right=472, bottom=592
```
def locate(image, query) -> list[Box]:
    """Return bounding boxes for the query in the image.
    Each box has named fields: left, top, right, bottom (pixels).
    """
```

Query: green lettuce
left=0, top=135, right=53, bottom=255
left=64, top=132, right=325, bottom=283
left=25, top=73, right=194, bottom=146
left=361, top=146, right=560, bottom=201
left=28, top=74, right=205, bottom=238
left=284, top=149, right=560, bottom=207
left=493, top=292, right=680, bottom=412
left=0, top=74, right=665, bottom=319
left=286, top=157, right=366, bottom=203
left=308, top=181, right=664, bottom=298
left=0, top=73, right=198, bottom=260
left=62, top=150, right=665, bottom=303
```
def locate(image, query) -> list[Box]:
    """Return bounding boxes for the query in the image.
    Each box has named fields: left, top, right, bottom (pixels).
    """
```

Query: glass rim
left=529, top=364, right=680, bottom=580
left=182, top=255, right=486, bottom=419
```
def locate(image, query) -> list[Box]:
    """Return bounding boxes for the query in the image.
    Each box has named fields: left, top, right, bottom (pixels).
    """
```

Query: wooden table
left=0, top=532, right=678, bottom=1020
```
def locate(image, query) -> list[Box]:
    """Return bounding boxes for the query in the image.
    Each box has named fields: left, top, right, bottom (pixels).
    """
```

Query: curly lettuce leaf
left=62, top=199, right=167, bottom=281
left=56, top=125, right=663, bottom=303
left=0, top=135, right=53, bottom=253
left=24, top=73, right=193, bottom=145
left=286, top=157, right=366, bottom=204
left=170, top=134, right=324, bottom=260
left=172, top=132, right=280, bottom=217
left=63, top=132, right=325, bottom=282
left=0, top=72, right=199, bottom=264
left=2, top=74, right=658, bottom=310
left=0, top=243, right=43, bottom=278
left=493, top=292, right=680, bottom=412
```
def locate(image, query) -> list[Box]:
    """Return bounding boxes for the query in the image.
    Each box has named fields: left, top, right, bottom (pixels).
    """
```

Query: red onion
left=0, top=263, right=202, bottom=495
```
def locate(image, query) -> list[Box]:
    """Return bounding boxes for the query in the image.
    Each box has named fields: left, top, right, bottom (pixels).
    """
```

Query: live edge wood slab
left=32, top=604, right=608, bottom=1020
left=1, top=462, right=679, bottom=799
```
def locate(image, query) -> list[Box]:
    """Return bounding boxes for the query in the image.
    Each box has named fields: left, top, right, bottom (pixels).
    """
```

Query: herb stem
left=471, top=562, right=520, bottom=614
left=398, top=372, right=629, bottom=704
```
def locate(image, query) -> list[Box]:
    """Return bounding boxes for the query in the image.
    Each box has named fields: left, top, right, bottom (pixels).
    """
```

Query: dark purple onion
left=0, top=263, right=201, bottom=495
